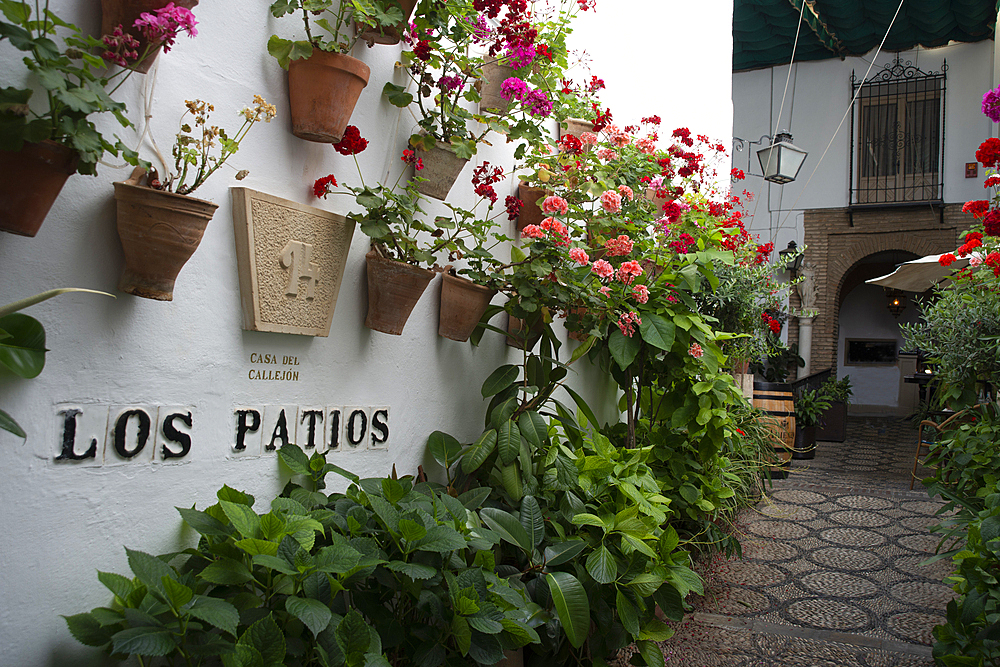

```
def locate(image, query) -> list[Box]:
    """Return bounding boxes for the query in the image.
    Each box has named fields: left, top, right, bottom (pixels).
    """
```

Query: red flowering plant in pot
left=268, top=0, right=405, bottom=143
left=0, top=0, right=196, bottom=236
left=115, top=96, right=277, bottom=300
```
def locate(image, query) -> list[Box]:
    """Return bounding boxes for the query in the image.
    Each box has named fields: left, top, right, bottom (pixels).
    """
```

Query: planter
left=355, top=0, right=417, bottom=45
left=505, top=313, right=543, bottom=349
left=644, top=187, right=669, bottom=213
left=365, top=251, right=435, bottom=335
left=560, top=118, right=594, bottom=139
left=479, top=60, right=515, bottom=114
left=516, top=182, right=545, bottom=232
left=816, top=400, right=847, bottom=442
left=0, top=140, right=78, bottom=237
left=752, top=381, right=796, bottom=479
left=414, top=144, right=468, bottom=200
left=114, top=176, right=218, bottom=301
left=288, top=51, right=370, bottom=143
left=792, top=424, right=817, bottom=459
left=439, top=273, right=497, bottom=342
left=101, top=0, right=199, bottom=73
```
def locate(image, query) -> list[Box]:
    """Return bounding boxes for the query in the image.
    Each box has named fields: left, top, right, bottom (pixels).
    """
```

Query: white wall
left=0, top=2, right=731, bottom=664
left=836, top=283, right=920, bottom=408
left=732, top=40, right=996, bottom=246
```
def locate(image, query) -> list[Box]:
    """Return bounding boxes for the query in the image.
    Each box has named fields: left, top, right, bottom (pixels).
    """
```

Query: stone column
left=797, top=315, right=815, bottom=379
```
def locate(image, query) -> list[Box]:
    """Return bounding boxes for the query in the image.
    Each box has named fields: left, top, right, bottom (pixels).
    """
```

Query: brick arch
left=797, top=205, right=965, bottom=374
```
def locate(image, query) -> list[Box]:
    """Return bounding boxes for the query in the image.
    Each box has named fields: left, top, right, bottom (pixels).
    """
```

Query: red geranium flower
left=976, top=138, right=1000, bottom=167
left=333, top=126, right=368, bottom=156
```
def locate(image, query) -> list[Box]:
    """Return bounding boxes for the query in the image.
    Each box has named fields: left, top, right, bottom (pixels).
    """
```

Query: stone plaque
left=232, top=188, right=355, bottom=336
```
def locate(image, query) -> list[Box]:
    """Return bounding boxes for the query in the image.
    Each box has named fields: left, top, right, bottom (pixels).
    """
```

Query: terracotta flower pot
left=479, top=60, right=515, bottom=114
left=516, top=182, right=545, bottom=232
left=101, top=0, right=199, bottom=73
left=0, top=140, right=78, bottom=237
left=114, top=176, right=218, bottom=301
left=566, top=307, right=589, bottom=342
left=355, top=0, right=417, bottom=45
left=505, top=313, right=543, bottom=349
left=414, top=144, right=468, bottom=200
left=288, top=51, right=370, bottom=143
left=561, top=118, right=594, bottom=139
left=438, top=273, right=497, bottom=342
left=365, top=251, right=435, bottom=335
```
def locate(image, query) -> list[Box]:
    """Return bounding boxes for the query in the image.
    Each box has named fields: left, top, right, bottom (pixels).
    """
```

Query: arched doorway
left=835, top=250, right=923, bottom=413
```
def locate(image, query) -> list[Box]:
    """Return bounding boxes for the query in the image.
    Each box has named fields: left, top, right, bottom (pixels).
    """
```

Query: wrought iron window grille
left=849, top=55, right=947, bottom=208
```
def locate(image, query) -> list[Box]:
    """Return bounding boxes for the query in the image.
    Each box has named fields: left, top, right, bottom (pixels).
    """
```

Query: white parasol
left=865, top=253, right=971, bottom=292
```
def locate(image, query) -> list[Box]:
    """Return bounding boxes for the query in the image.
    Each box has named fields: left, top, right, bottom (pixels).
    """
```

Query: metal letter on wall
left=231, top=188, right=356, bottom=336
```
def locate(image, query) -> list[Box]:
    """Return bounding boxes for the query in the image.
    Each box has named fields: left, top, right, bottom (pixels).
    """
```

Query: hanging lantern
left=756, top=131, right=808, bottom=184
left=885, top=288, right=906, bottom=318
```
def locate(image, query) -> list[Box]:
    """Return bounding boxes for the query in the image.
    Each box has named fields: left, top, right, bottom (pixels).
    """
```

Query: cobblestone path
left=655, top=418, right=951, bottom=666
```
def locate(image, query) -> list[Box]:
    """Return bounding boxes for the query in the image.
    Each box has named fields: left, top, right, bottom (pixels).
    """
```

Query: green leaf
left=286, top=596, right=333, bottom=637
left=97, top=571, right=134, bottom=601
left=336, top=610, right=371, bottom=657
left=385, top=560, right=437, bottom=580
left=236, top=539, right=279, bottom=557
left=414, top=525, right=467, bottom=553
left=177, top=507, right=233, bottom=538
left=162, top=577, right=193, bottom=608
left=259, top=513, right=287, bottom=541
left=63, top=613, right=114, bottom=647
left=517, top=411, right=548, bottom=448
left=482, top=364, right=520, bottom=397
left=636, top=639, right=666, bottom=667
left=638, top=314, right=675, bottom=351
left=452, top=615, right=471, bottom=655
left=461, top=429, right=497, bottom=474
left=568, top=334, right=597, bottom=363
left=0, top=408, right=25, bottom=438
left=252, top=554, right=298, bottom=575
left=278, top=444, right=311, bottom=476
left=497, top=420, right=521, bottom=466
left=267, top=35, right=312, bottom=69
left=652, top=585, right=684, bottom=622
left=520, top=495, right=544, bottom=548
left=125, top=549, right=175, bottom=599
left=458, top=487, right=491, bottom=509
left=616, top=590, right=639, bottom=636
left=561, top=388, right=601, bottom=433
left=546, top=572, right=590, bottom=649
left=608, top=328, right=641, bottom=370
left=241, top=614, right=285, bottom=667
left=0, top=313, right=45, bottom=378
left=198, top=558, right=253, bottom=585
left=427, top=431, right=462, bottom=469
left=111, top=626, right=176, bottom=657
left=221, top=500, right=261, bottom=539
left=398, top=519, right=427, bottom=542
left=586, top=545, right=617, bottom=584
left=543, top=540, right=587, bottom=567
left=480, top=508, right=532, bottom=551
left=382, top=81, right=413, bottom=107
left=187, top=595, right=239, bottom=636
left=217, top=485, right=255, bottom=506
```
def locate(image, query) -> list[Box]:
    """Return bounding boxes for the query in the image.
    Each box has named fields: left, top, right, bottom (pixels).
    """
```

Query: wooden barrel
left=753, top=381, right=796, bottom=478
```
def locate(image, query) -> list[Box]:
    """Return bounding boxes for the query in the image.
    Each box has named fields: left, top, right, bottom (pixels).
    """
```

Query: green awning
left=734, top=0, right=997, bottom=72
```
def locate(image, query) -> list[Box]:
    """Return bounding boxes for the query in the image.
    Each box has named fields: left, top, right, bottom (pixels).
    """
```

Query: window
left=851, top=57, right=946, bottom=205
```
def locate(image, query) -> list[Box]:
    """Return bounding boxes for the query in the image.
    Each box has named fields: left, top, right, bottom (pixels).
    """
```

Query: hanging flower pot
left=560, top=118, right=594, bottom=139
left=355, top=0, right=417, bottom=45
left=438, top=273, right=497, bottom=342
left=414, top=144, right=468, bottom=201
left=100, top=0, right=199, bottom=74
left=0, top=140, right=78, bottom=237
left=288, top=50, right=370, bottom=143
left=365, top=250, right=435, bottom=335
left=113, top=174, right=217, bottom=301
left=479, top=59, right=515, bottom=114
left=516, top=182, right=545, bottom=232
left=505, top=313, right=543, bottom=349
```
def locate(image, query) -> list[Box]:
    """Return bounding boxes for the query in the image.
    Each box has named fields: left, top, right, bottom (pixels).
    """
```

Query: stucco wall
left=0, top=2, right=732, bottom=664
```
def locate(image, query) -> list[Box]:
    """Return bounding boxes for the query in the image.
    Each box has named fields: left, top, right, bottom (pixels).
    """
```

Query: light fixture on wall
left=732, top=131, right=809, bottom=184
left=778, top=240, right=803, bottom=275
left=885, top=288, right=906, bottom=318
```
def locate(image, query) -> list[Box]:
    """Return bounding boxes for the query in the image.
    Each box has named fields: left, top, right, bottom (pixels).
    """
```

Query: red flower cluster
left=957, top=231, right=983, bottom=257
left=938, top=253, right=957, bottom=267
left=731, top=167, right=745, bottom=181
left=604, top=235, right=634, bottom=257
left=761, top=311, right=781, bottom=335
left=963, top=200, right=990, bottom=218
left=558, top=134, right=583, bottom=155
left=472, top=162, right=504, bottom=204
left=576, top=0, right=595, bottom=10
left=669, top=232, right=696, bottom=254
left=754, top=242, right=774, bottom=265
left=413, top=39, right=432, bottom=61
left=592, top=104, right=612, bottom=133
left=505, top=195, right=523, bottom=221
left=535, top=44, right=553, bottom=61
left=976, top=138, right=1000, bottom=168
left=641, top=115, right=661, bottom=126
left=333, top=126, right=368, bottom=156
left=986, top=252, right=1000, bottom=276
left=985, top=175, right=1000, bottom=188
left=661, top=200, right=683, bottom=223
left=313, top=174, right=337, bottom=199
left=985, top=209, right=1000, bottom=237
left=401, top=149, right=424, bottom=171
left=672, top=127, right=694, bottom=147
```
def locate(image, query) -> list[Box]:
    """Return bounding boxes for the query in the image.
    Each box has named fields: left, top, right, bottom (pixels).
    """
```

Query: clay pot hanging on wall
left=438, top=273, right=497, bottom=342
left=101, top=0, right=199, bottom=73
left=560, top=118, right=594, bottom=139
left=365, top=251, right=435, bottom=335
left=355, top=0, right=417, bottom=45
left=113, top=171, right=218, bottom=301
left=0, top=140, right=78, bottom=237
left=414, top=144, right=468, bottom=200
left=288, top=51, right=370, bottom=143
left=516, top=182, right=545, bottom=232
left=505, top=313, right=544, bottom=350
left=479, top=59, right=515, bottom=114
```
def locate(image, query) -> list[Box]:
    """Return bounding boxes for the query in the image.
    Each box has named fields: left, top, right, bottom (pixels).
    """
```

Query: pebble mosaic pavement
left=628, top=418, right=952, bottom=666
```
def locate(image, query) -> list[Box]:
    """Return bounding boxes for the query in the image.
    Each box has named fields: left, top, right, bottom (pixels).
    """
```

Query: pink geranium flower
left=600, top=190, right=622, bottom=213
left=617, top=260, right=643, bottom=285
left=618, top=311, right=641, bottom=337
left=592, top=259, right=614, bottom=279
left=521, top=224, right=545, bottom=239
left=542, top=195, right=569, bottom=215
left=632, top=284, right=649, bottom=303
left=688, top=343, right=703, bottom=358
left=569, top=247, right=590, bottom=265
left=618, top=185, right=634, bottom=201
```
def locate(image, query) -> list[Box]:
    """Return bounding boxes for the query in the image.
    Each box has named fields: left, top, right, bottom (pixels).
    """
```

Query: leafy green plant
left=65, top=444, right=539, bottom=666
left=820, top=375, right=853, bottom=404
left=793, top=388, right=830, bottom=428
left=268, top=0, right=406, bottom=66
left=1, top=288, right=113, bottom=437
